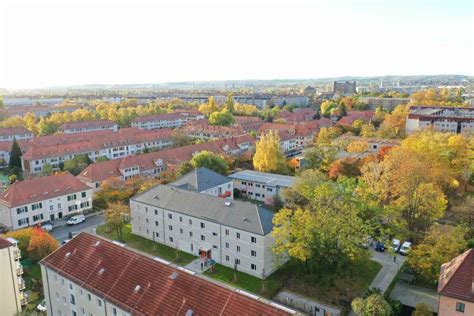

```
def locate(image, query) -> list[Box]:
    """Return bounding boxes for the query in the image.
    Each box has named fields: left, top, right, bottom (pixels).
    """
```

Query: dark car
left=375, top=241, right=386, bottom=252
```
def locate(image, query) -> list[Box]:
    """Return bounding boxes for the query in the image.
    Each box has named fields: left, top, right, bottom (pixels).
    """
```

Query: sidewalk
left=369, top=249, right=406, bottom=293
left=275, top=290, right=341, bottom=316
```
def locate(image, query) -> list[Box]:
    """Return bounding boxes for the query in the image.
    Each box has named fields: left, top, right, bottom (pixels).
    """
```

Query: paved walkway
left=390, top=283, right=439, bottom=312
left=275, top=290, right=341, bottom=316
left=369, top=249, right=406, bottom=293
left=184, top=258, right=212, bottom=274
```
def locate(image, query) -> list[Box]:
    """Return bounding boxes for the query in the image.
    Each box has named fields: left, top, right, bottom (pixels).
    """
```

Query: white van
left=399, top=241, right=412, bottom=255
left=391, top=239, right=401, bottom=253
left=66, top=214, right=85, bottom=226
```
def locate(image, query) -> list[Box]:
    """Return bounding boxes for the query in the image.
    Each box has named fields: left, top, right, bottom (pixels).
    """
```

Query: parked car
left=37, top=299, right=47, bottom=312
left=399, top=241, right=412, bottom=255
left=375, top=241, right=386, bottom=252
left=41, top=221, right=53, bottom=232
left=361, top=236, right=374, bottom=249
left=66, top=214, right=85, bottom=226
left=391, top=239, right=401, bottom=253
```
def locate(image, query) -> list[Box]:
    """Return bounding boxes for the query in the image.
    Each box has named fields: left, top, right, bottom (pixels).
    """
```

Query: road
left=369, top=248, right=406, bottom=293
left=50, top=214, right=104, bottom=242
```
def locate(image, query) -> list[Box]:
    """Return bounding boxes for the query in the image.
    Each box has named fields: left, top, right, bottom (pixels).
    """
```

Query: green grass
left=21, top=259, right=43, bottom=312
left=96, top=224, right=195, bottom=265
left=205, top=258, right=382, bottom=308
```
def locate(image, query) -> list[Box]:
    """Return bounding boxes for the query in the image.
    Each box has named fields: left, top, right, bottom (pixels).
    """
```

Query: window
left=255, top=193, right=261, bottom=197
left=179, top=216, right=183, bottom=222
left=80, top=201, right=90, bottom=208
left=189, top=231, right=193, bottom=237
left=16, top=206, right=28, bottom=215
left=180, top=228, right=183, bottom=234
left=70, top=294, right=76, bottom=305
left=226, top=255, right=230, bottom=261
left=97, top=299, right=102, bottom=307
left=112, top=307, right=117, bottom=316
left=69, top=283, right=73, bottom=290
left=168, top=213, right=172, bottom=219
left=225, top=242, right=229, bottom=248
left=68, top=205, right=78, bottom=212
left=251, top=250, right=257, bottom=257
left=242, top=181, right=247, bottom=185
left=50, top=205, right=54, bottom=211
left=236, top=232, right=240, bottom=239
left=67, top=194, right=77, bottom=201
left=456, top=302, right=465, bottom=313
left=168, top=225, right=173, bottom=231
left=267, top=188, right=273, bottom=192
left=155, top=221, right=159, bottom=226
left=251, top=264, right=257, bottom=270
left=87, top=293, right=91, bottom=301
left=155, top=209, right=158, bottom=215
left=33, top=214, right=44, bottom=222
left=81, top=192, right=86, bottom=198
left=236, top=246, right=240, bottom=252
left=255, top=184, right=261, bottom=188
left=200, top=222, right=205, bottom=228
left=212, top=232, right=217, bottom=236
left=251, top=236, right=257, bottom=243
left=235, top=259, right=241, bottom=265
left=189, top=219, right=192, bottom=225
left=201, top=235, right=205, bottom=241
left=169, top=236, right=174, bottom=242
left=32, top=202, right=42, bottom=210
left=225, top=229, right=229, bottom=236
left=146, top=218, right=149, bottom=224
left=213, top=245, right=218, bottom=249
left=155, top=232, right=160, bottom=238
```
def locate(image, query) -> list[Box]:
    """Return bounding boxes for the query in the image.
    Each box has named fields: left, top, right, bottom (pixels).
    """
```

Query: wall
left=438, top=296, right=473, bottom=316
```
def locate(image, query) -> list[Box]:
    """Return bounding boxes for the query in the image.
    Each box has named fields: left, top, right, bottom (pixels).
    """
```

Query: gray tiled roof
left=131, top=185, right=274, bottom=235
left=229, top=170, right=294, bottom=188
left=171, top=167, right=231, bottom=192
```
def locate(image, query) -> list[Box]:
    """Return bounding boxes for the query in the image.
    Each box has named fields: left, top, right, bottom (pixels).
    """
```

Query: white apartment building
left=131, top=184, right=283, bottom=278
left=229, top=170, right=295, bottom=205
left=406, top=106, right=474, bottom=134
left=0, top=173, right=93, bottom=231
left=0, top=127, right=34, bottom=142
left=0, top=237, right=26, bottom=316
left=132, top=111, right=205, bottom=130
left=3, top=97, right=63, bottom=107
left=171, top=167, right=234, bottom=198
left=58, top=120, right=118, bottom=134
left=40, top=233, right=294, bottom=316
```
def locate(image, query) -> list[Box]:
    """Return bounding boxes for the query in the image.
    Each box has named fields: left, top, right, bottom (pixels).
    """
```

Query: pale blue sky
left=0, top=0, right=472, bottom=89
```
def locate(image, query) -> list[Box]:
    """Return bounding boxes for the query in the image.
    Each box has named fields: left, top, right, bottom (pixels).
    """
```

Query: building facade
left=406, top=106, right=474, bottom=134
left=40, top=233, right=294, bottom=316
left=0, top=237, right=26, bottom=315
left=333, top=81, right=356, bottom=95
left=58, top=120, right=118, bottom=134
left=130, top=184, right=283, bottom=278
left=229, top=170, right=295, bottom=205
left=0, top=173, right=93, bottom=231
left=0, top=127, right=34, bottom=142
left=171, top=167, right=234, bottom=198
left=132, top=110, right=205, bottom=130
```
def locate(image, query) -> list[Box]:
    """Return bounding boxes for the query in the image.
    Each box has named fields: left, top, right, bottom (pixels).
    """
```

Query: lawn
left=205, top=258, right=382, bottom=309
left=96, top=224, right=195, bottom=265
left=21, top=259, right=43, bottom=313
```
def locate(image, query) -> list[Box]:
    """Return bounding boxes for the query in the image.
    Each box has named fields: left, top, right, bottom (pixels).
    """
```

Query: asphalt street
left=50, top=214, right=105, bottom=242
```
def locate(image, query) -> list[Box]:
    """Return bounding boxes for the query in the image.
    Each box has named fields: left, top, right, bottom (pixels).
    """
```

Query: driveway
left=390, top=283, right=439, bottom=312
left=50, top=213, right=105, bottom=242
left=369, top=248, right=406, bottom=293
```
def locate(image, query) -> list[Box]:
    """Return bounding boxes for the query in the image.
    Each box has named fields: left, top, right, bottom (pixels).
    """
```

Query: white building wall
left=0, top=241, right=23, bottom=315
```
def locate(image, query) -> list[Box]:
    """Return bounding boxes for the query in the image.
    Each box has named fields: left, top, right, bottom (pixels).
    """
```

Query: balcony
left=16, top=263, right=23, bottom=275
left=19, top=292, right=28, bottom=306
left=18, top=277, right=25, bottom=290
left=13, top=249, right=21, bottom=260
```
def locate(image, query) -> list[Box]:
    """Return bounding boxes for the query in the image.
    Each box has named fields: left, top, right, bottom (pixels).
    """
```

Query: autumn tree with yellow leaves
left=253, top=130, right=287, bottom=174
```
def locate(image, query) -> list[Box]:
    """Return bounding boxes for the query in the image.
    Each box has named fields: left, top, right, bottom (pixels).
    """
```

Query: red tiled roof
left=275, top=109, right=315, bottom=123
left=0, top=126, right=32, bottom=137
left=22, top=128, right=172, bottom=160
left=59, top=119, right=116, bottom=131
left=438, top=248, right=474, bottom=302
left=0, top=141, right=13, bottom=152
left=41, top=233, right=292, bottom=316
left=0, top=172, right=91, bottom=208
left=337, top=111, right=375, bottom=126
left=0, top=237, right=13, bottom=249
left=78, top=135, right=255, bottom=183
left=182, top=122, right=245, bottom=137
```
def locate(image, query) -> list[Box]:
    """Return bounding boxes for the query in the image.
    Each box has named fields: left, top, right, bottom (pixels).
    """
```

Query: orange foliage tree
left=27, top=227, right=59, bottom=262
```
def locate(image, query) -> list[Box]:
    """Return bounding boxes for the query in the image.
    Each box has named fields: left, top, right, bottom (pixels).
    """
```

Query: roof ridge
left=439, top=249, right=473, bottom=294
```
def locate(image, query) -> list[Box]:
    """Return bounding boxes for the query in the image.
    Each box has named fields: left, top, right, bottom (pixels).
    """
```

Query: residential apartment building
left=0, top=127, right=34, bottom=142
left=438, top=248, right=473, bottom=316
left=131, top=184, right=284, bottom=278
left=20, top=127, right=173, bottom=174
left=0, top=237, right=26, bottom=316
left=181, top=120, right=245, bottom=140
left=406, top=106, right=474, bottom=134
left=132, top=110, right=204, bottom=130
left=0, top=141, right=13, bottom=165
left=40, top=233, right=294, bottom=316
left=336, top=110, right=375, bottom=127
left=358, top=97, right=410, bottom=110
left=0, top=173, right=93, bottom=231
left=77, top=135, right=255, bottom=190
left=171, top=167, right=233, bottom=198
left=229, top=170, right=295, bottom=205
left=275, top=108, right=316, bottom=123
left=2, top=97, right=63, bottom=107
left=58, top=120, right=118, bottom=134
left=333, top=81, right=356, bottom=95
left=234, top=116, right=264, bottom=132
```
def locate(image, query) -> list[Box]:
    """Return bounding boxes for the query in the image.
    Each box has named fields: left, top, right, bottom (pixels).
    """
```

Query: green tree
left=104, top=202, right=130, bottom=241
left=95, top=156, right=109, bottom=162
left=352, top=294, right=393, bottom=316
left=224, top=93, right=235, bottom=113
left=316, top=127, right=342, bottom=145
left=9, top=139, right=22, bottom=169
left=63, top=154, right=92, bottom=175
left=407, top=225, right=467, bottom=284
left=412, top=303, right=434, bottom=316
left=253, top=131, right=287, bottom=173
left=320, top=100, right=338, bottom=117
left=170, top=129, right=192, bottom=148
left=42, top=163, right=54, bottom=176
left=208, top=109, right=235, bottom=126
left=303, top=146, right=336, bottom=173
left=190, top=151, right=229, bottom=175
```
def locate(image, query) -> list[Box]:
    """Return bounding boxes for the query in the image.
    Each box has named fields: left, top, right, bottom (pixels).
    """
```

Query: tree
left=9, top=139, right=22, bottom=169
left=303, top=145, right=336, bottom=173
left=42, top=163, right=54, bottom=176
left=63, top=154, right=92, bottom=175
left=352, top=294, right=393, bottom=316
left=190, top=151, right=229, bottom=175
left=104, top=202, right=130, bottom=241
left=208, top=109, right=235, bottom=126
left=320, top=100, right=338, bottom=117
left=328, top=158, right=362, bottom=180
left=170, top=129, right=191, bottom=148
left=407, top=225, right=467, bottom=284
left=198, top=96, right=219, bottom=115
left=95, top=156, right=109, bottom=162
left=377, top=104, right=409, bottom=139
left=412, top=303, right=434, bottom=316
left=316, top=127, right=342, bottom=145
left=27, top=228, right=59, bottom=262
left=253, top=131, right=287, bottom=173
left=176, top=161, right=195, bottom=177
left=224, top=93, right=235, bottom=113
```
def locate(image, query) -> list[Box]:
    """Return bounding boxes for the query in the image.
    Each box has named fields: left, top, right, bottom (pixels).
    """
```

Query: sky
left=0, top=0, right=473, bottom=89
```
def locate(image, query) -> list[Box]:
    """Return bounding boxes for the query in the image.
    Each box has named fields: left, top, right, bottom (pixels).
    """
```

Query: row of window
left=224, top=256, right=257, bottom=271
